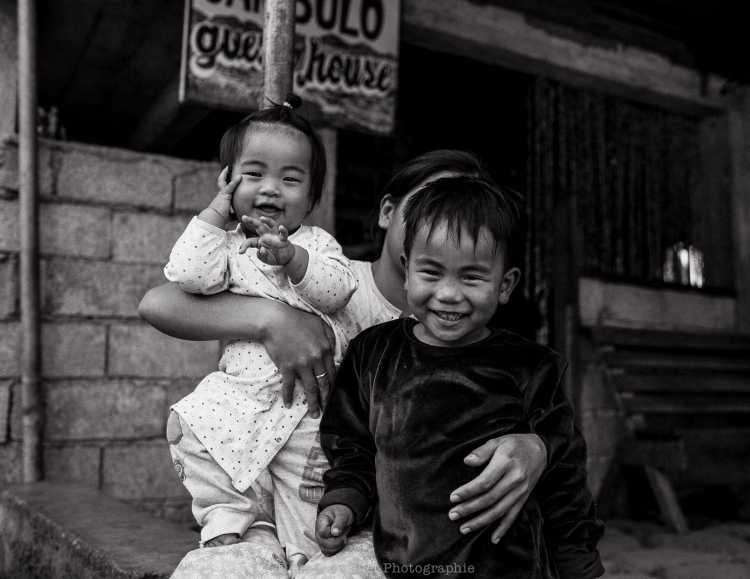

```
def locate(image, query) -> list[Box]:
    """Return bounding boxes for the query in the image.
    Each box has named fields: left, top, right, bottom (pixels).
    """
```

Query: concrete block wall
left=0, top=137, right=223, bottom=524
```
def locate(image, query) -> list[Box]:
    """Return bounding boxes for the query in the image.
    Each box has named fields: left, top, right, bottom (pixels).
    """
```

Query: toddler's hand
left=204, top=167, right=241, bottom=225
left=315, top=504, right=354, bottom=557
left=239, top=216, right=296, bottom=266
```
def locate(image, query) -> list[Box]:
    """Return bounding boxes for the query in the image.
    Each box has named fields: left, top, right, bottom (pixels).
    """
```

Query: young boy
left=314, top=176, right=604, bottom=579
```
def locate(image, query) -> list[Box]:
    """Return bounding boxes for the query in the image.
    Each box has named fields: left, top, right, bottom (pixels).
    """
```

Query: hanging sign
left=179, top=0, right=400, bottom=135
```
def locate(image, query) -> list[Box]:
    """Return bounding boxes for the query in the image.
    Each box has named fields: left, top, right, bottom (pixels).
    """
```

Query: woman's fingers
left=449, top=461, right=515, bottom=518
left=450, top=438, right=504, bottom=501
left=280, top=369, right=298, bottom=409
left=262, top=311, right=336, bottom=416
left=453, top=480, right=527, bottom=538
left=447, top=434, right=547, bottom=535
left=297, top=367, right=321, bottom=419
left=491, top=499, right=525, bottom=544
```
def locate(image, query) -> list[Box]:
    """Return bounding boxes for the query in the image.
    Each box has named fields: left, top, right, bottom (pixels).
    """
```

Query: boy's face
left=404, top=222, right=520, bottom=348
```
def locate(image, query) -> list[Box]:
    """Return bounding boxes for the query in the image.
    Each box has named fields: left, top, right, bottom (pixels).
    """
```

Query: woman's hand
left=448, top=433, right=547, bottom=543
left=139, top=283, right=336, bottom=417
left=260, top=305, right=337, bottom=418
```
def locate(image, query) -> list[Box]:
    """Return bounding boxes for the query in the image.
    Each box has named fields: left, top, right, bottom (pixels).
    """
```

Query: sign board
left=180, top=0, right=401, bottom=135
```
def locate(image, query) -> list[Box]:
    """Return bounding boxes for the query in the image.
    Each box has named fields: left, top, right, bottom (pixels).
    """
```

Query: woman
left=140, top=150, right=548, bottom=577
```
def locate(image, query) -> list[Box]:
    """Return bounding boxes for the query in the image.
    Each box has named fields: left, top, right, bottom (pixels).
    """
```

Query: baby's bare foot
left=204, top=533, right=241, bottom=548
left=288, top=553, right=308, bottom=578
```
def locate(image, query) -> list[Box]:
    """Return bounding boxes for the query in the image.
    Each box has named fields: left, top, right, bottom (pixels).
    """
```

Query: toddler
left=316, top=176, right=604, bottom=578
left=165, top=95, right=358, bottom=573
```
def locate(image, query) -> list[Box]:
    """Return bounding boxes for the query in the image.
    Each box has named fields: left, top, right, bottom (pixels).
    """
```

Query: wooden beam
left=128, top=75, right=210, bottom=152
left=0, top=1, right=17, bottom=136
left=643, top=466, right=689, bottom=534
left=728, top=88, right=750, bottom=335
left=402, top=0, right=726, bottom=115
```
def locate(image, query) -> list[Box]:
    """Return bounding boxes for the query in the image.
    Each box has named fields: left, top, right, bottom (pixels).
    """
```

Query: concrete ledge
left=0, top=482, right=198, bottom=579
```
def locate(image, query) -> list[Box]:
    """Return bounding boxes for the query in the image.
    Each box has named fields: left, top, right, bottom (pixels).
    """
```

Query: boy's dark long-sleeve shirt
left=319, top=318, right=604, bottom=579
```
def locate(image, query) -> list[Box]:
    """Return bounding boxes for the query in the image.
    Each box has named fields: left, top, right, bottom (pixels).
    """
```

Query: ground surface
left=601, top=519, right=750, bottom=578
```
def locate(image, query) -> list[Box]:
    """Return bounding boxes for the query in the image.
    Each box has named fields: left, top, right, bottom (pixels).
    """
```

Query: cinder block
left=0, top=321, right=20, bottom=377
left=0, top=140, right=15, bottom=192
left=44, top=443, right=102, bottom=486
left=0, top=198, right=19, bottom=251
left=45, top=379, right=167, bottom=441
left=43, top=259, right=165, bottom=318
left=167, top=381, right=199, bottom=409
left=0, top=379, right=10, bottom=444
left=56, top=146, right=173, bottom=208
left=0, top=442, right=22, bottom=483
left=102, top=441, right=189, bottom=500
left=112, top=212, right=191, bottom=264
left=0, top=252, right=18, bottom=318
left=163, top=498, right=194, bottom=525
left=132, top=497, right=194, bottom=526
left=42, top=323, right=106, bottom=377
left=108, top=324, right=219, bottom=379
left=40, top=203, right=111, bottom=259
left=174, top=165, right=220, bottom=212
left=0, top=138, right=54, bottom=196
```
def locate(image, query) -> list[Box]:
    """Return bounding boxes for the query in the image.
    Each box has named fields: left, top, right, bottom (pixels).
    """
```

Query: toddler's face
left=231, top=128, right=312, bottom=234
left=405, top=223, right=511, bottom=347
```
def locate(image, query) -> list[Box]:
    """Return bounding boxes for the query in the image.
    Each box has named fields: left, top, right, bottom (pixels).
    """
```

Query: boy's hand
left=198, top=167, right=241, bottom=228
left=239, top=215, right=296, bottom=266
left=315, top=504, right=354, bottom=556
left=448, top=433, right=546, bottom=544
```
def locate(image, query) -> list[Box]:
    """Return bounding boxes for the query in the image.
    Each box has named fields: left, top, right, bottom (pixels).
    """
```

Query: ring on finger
left=315, top=372, right=327, bottom=380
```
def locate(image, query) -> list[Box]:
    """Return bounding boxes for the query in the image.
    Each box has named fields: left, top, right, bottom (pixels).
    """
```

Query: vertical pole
left=262, top=0, right=296, bottom=107
left=18, top=0, right=43, bottom=482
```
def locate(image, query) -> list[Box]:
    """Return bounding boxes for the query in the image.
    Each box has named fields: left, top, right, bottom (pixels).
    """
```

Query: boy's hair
left=219, top=94, right=327, bottom=214
left=402, top=176, right=525, bottom=269
left=368, top=150, right=493, bottom=247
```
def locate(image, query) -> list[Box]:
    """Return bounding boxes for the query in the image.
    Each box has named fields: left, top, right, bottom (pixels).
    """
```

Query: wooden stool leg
left=643, top=466, right=689, bottom=534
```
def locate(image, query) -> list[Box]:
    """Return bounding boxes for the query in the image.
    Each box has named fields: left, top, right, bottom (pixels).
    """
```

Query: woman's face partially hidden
left=377, top=171, right=458, bottom=277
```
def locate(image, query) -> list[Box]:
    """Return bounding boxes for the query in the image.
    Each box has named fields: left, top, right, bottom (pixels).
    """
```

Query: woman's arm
left=448, top=433, right=547, bottom=543
left=139, top=282, right=336, bottom=417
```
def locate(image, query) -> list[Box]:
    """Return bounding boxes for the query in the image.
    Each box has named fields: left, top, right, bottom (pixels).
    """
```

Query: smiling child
left=163, top=95, right=359, bottom=575
left=316, top=176, right=604, bottom=579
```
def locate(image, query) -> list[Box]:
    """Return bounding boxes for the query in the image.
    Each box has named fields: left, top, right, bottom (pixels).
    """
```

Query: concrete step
left=0, top=482, right=199, bottom=579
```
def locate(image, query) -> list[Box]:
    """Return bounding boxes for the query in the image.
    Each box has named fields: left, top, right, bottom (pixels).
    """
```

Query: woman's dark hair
left=368, top=149, right=493, bottom=247
left=402, top=176, right=526, bottom=270
left=219, top=94, right=327, bottom=214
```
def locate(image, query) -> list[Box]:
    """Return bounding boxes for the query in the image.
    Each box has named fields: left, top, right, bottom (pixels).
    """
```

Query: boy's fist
left=315, top=504, right=354, bottom=556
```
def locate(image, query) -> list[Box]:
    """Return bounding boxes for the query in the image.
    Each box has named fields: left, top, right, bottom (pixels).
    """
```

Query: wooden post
left=262, top=0, right=295, bottom=107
